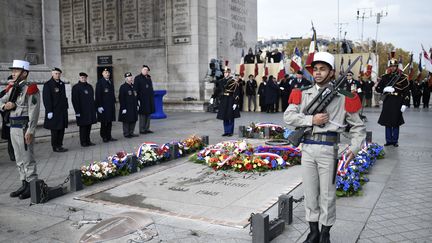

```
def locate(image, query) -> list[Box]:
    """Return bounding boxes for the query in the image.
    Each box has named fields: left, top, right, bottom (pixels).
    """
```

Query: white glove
left=383, top=86, right=395, bottom=93
left=400, top=105, right=407, bottom=113
left=76, top=114, right=80, bottom=117
left=97, top=107, right=104, bottom=113
left=232, top=104, right=237, bottom=110
left=357, top=88, right=362, bottom=93
left=122, top=109, right=127, bottom=114
left=137, top=106, right=140, bottom=111
left=280, top=87, right=285, bottom=90
left=47, top=112, right=53, bottom=119
left=210, top=98, right=214, bottom=104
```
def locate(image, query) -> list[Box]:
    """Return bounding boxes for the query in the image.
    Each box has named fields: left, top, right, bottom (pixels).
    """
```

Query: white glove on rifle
left=232, top=104, right=237, bottom=110
left=210, top=98, right=214, bottom=104
left=47, top=112, right=53, bottom=119
left=400, top=105, right=407, bottom=113
left=122, top=109, right=127, bottom=114
left=383, top=86, right=395, bottom=93
left=97, top=107, right=104, bottom=113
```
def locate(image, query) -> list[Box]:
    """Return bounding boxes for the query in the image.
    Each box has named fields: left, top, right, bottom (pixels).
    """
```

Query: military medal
left=84, top=90, right=88, bottom=94
left=54, top=87, right=60, bottom=92
left=104, top=88, right=109, bottom=93
left=128, top=90, right=132, bottom=95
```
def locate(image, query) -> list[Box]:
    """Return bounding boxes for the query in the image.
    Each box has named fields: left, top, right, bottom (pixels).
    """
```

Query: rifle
left=3, top=70, right=25, bottom=124
left=380, top=63, right=410, bottom=101
left=287, top=56, right=361, bottom=147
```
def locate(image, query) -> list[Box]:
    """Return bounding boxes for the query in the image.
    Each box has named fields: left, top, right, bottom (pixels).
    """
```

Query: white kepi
left=311, top=52, right=335, bottom=70
left=9, top=60, right=30, bottom=71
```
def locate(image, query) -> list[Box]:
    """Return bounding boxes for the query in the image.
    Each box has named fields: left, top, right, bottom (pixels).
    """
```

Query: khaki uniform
left=0, top=80, right=40, bottom=182
left=284, top=85, right=365, bottom=226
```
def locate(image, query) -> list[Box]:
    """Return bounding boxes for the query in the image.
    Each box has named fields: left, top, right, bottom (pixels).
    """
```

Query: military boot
left=303, top=222, right=320, bottom=243
left=10, top=181, right=28, bottom=197
left=19, top=182, right=31, bottom=200
left=319, top=225, right=332, bottom=243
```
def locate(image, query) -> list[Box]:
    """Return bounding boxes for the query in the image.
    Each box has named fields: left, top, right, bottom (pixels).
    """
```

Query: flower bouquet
left=255, top=145, right=302, bottom=166
left=181, top=135, right=205, bottom=154
left=245, top=123, right=285, bottom=139
left=107, top=151, right=133, bottom=176
left=80, top=161, right=117, bottom=186
left=136, top=143, right=160, bottom=167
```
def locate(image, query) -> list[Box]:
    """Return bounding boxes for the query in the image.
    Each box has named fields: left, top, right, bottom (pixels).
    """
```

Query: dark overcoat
left=71, top=81, right=97, bottom=126
left=217, top=79, right=241, bottom=120
left=134, top=74, right=155, bottom=115
left=43, top=78, right=68, bottom=130
left=95, top=78, right=116, bottom=122
left=118, top=82, right=138, bottom=122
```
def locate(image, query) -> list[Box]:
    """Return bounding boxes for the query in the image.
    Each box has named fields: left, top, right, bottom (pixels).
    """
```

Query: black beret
left=52, top=67, right=62, bottom=73
left=142, top=65, right=150, bottom=71
left=347, top=71, right=354, bottom=75
left=79, top=72, right=88, bottom=77
left=124, top=72, right=132, bottom=78
left=296, top=70, right=303, bottom=75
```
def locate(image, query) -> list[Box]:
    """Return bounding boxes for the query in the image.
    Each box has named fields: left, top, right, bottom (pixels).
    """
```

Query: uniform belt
left=303, top=132, right=339, bottom=146
left=389, top=92, right=399, bottom=96
left=10, top=116, right=29, bottom=128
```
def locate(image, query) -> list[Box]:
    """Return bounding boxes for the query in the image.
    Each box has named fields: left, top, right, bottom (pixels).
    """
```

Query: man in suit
left=71, top=72, right=97, bottom=147
left=134, top=65, right=155, bottom=134
left=95, top=68, right=117, bottom=142
left=43, top=68, right=68, bottom=152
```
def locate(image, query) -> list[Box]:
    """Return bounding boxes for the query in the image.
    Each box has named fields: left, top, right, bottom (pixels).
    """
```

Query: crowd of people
left=0, top=60, right=155, bottom=200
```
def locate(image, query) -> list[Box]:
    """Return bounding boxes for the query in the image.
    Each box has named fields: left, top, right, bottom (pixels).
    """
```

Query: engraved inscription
left=172, top=0, right=190, bottom=35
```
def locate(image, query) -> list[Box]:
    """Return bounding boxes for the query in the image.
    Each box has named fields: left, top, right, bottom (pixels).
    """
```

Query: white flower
left=92, top=164, right=100, bottom=171
left=86, top=171, right=91, bottom=176
left=277, top=158, right=284, bottom=165
left=95, top=172, right=102, bottom=178
left=215, top=151, right=221, bottom=155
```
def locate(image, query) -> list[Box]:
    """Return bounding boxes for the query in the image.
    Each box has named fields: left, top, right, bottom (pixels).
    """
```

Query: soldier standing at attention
left=43, top=68, right=69, bottom=152
left=216, top=68, right=240, bottom=136
left=119, top=72, right=139, bottom=138
left=284, top=52, right=365, bottom=243
left=134, top=65, right=155, bottom=134
left=376, top=58, right=410, bottom=147
left=71, top=72, right=97, bottom=147
left=96, top=68, right=117, bottom=142
left=0, top=60, right=40, bottom=199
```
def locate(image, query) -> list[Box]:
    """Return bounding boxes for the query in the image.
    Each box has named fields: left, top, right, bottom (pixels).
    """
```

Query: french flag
left=408, top=53, right=416, bottom=81
left=305, top=25, right=318, bottom=75
left=365, top=54, right=373, bottom=77
left=277, top=52, right=286, bottom=81
left=416, top=53, right=423, bottom=81
left=290, top=47, right=302, bottom=73
left=240, top=49, right=245, bottom=78
left=421, top=44, right=432, bottom=72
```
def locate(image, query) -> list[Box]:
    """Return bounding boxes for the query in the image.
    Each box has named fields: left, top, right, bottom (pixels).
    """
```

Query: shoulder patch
left=26, top=83, right=39, bottom=95
left=344, top=93, right=362, bottom=113
left=288, top=89, right=302, bottom=105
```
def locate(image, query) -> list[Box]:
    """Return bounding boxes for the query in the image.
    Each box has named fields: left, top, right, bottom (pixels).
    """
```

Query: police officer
left=43, top=67, right=68, bottom=152
left=1, top=75, right=15, bottom=161
left=134, top=65, right=155, bottom=134
left=284, top=52, right=365, bottom=243
left=96, top=68, right=117, bottom=142
left=216, top=68, right=240, bottom=136
left=0, top=60, right=41, bottom=199
left=376, top=58, right=410, bottom=147
left=119, top=72, right=139, bottom=138
left=71, top=72, right=97, bottom=147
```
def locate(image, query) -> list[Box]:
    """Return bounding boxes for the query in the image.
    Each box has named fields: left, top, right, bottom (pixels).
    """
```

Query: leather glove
left=400, top=105, right=407, bottom=113
left=47, top=112, right=53, bottom=119
left=210, top=98, right=214, bottom=104
left=122, top=109, right=127, bottom=114
left=232, top=104, right=237, bottom=110
left=97, top=107, right=104, bottom=113
left=76, top=114, right=80, bottom=117
left=383, top=86, right=395, bottom=93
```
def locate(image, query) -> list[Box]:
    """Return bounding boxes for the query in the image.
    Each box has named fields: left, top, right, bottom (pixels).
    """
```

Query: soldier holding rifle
left=0, top=60, right=40, bottom=200
left=284, top=52, right=365, bottom=243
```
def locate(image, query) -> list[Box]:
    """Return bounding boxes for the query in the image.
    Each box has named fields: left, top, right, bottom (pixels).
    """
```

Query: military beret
left=124, top=72, right=132, bottom=78
left=296, top=70, right=303, bottom=75
left=79, top=72, right=88, bottom=77
left=347, top=71, right=354, bottom=75
left=142, top=65, right=150, bottom=71
left=52, top=67, right=62, bottom=73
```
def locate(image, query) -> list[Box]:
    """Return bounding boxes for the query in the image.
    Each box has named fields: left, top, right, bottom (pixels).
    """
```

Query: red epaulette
left=5, top=83, right=13, bottom=92
left=26, top=83, right=39, bottom=95
left=288, top=89, right=302, bottom=105
left=345, top=93, right=362, bottom=113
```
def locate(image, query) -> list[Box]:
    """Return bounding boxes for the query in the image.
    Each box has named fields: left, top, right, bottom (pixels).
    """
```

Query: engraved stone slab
left=83, top=153, right=302, bottom=228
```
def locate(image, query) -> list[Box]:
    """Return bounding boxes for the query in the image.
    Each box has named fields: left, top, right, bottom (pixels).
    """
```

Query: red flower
left=245, top=163, right=253, bottom=171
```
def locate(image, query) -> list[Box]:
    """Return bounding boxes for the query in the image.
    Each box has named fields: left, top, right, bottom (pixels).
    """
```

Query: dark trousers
left=100, top=122, right=112, bottom=140
left=413, top=95, right=421, bottom=108
left=385, top=126, right=399, bottom=144
left=281, top=95, right=289, bottom=112
left=122, top=122, right=136, bottom=137
left=51, top=128, right=65, bottom=149
left=79, top=125, right=92, bottom=146
left=139, top=114, right=151, bottom=133
left=223, top=119, right=234, bottom=134
left=7, top=137, right=15, bottom=160
left=423, top=94, right=430, bottom=108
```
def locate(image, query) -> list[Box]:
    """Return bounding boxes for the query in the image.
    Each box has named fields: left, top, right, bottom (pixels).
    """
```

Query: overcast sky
left=257, top=0, right=432, bottom=57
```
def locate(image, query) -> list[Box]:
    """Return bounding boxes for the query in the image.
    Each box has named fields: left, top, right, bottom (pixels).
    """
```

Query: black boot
left=10, top=181, right=28, bottom=197
left=320, top=225, right=332, bottom=243
left=303, top=222, right=320, bottom=243
left=19, top=182, right=31, bottom=200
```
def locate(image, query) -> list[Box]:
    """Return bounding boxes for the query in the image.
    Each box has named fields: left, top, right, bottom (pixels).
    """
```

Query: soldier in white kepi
left=284, top=52, right=365, bottom=243
left=0, top=60, right=41, bottom=200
